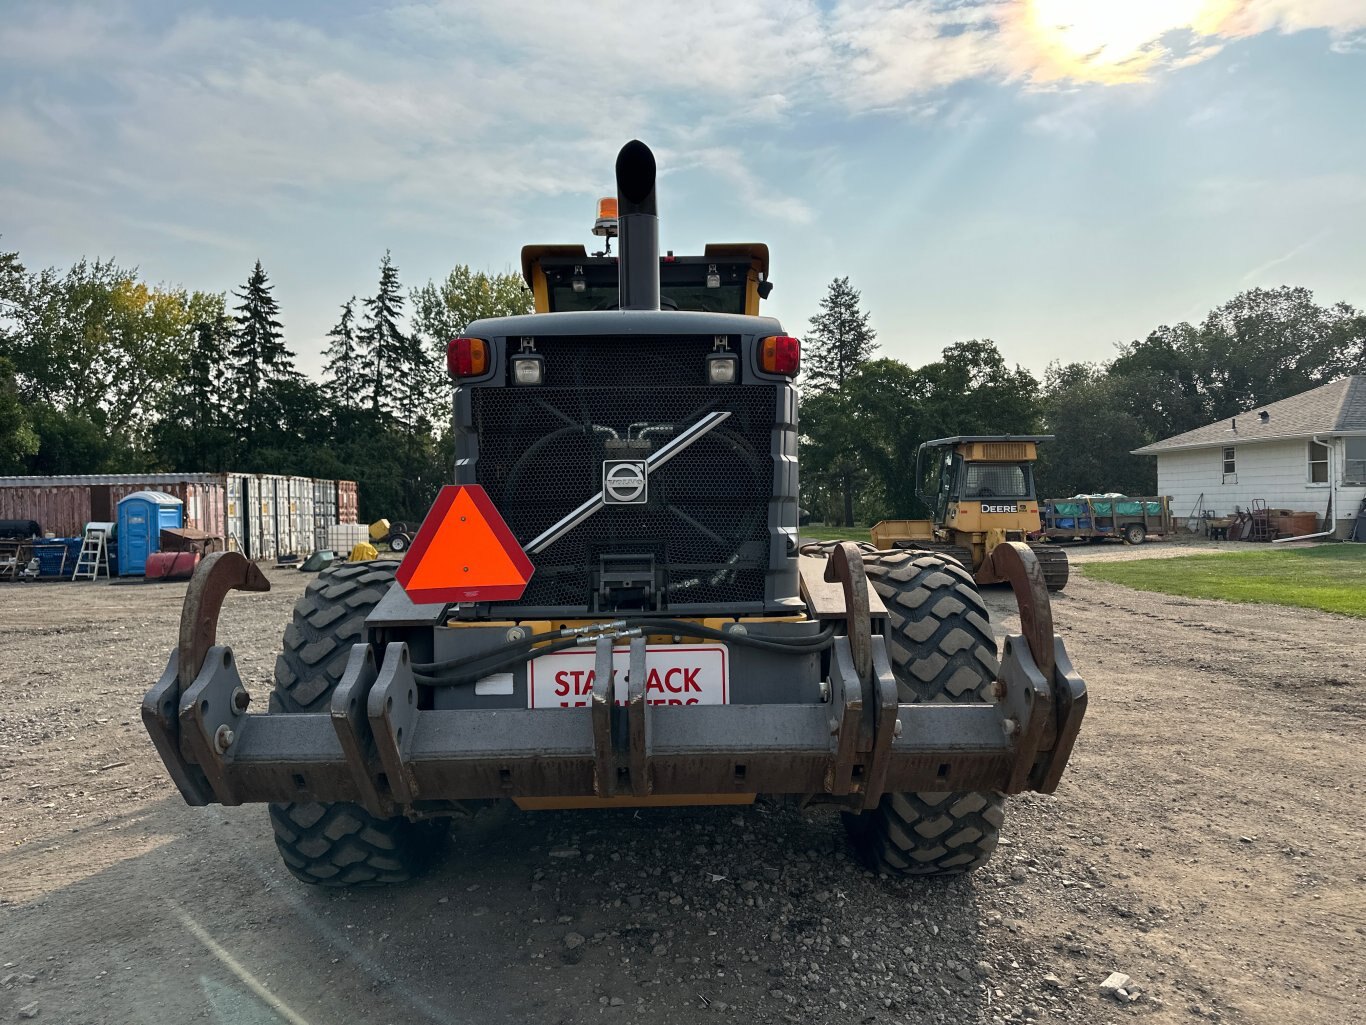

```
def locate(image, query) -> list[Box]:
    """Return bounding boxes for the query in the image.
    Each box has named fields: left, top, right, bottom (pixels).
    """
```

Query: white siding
left=1157, top=437, right=1365, bottom=537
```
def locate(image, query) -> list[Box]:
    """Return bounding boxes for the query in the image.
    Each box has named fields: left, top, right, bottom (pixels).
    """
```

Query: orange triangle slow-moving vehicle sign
left=396, top=485, right=534, bottom=603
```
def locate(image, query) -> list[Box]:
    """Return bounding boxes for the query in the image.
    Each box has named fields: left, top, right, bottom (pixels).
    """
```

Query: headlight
left=706, top=353, right=738, bottom=385
left=511, top=355, right=545, bottom=385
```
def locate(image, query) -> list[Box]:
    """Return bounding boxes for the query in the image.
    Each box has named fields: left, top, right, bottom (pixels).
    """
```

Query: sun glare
left=1024, top=0, right=1234, bottom=82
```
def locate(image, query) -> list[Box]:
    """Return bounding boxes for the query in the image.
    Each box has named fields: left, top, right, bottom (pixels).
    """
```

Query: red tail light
left=759, top=335, right=800, bottom=376
left=447, top=337, right=489, bottom=378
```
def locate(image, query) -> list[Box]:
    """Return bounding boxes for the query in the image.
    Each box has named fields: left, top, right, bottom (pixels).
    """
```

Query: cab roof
left=923, top=435, right=1055, bottom=447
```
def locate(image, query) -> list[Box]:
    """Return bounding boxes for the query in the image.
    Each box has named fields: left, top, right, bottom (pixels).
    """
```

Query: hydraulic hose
left=412, top=619, right=836, bottom=688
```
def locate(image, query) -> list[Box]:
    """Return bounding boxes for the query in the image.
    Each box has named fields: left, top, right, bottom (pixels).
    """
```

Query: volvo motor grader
left=871, top=435, right=1071, bottom=591
left=142, top=142, right=1087, bottom=886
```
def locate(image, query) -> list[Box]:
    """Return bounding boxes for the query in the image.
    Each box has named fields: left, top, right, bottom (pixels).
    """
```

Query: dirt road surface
left=2, top=547, right=1362, bottom=1024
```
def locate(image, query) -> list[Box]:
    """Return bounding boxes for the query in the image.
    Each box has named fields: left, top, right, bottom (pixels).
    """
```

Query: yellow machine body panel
left=869, top=519, right=934, bottom=549
left=945, top=499, right=1042, bottom=535
left=954, top=440, right=1038, bottom=462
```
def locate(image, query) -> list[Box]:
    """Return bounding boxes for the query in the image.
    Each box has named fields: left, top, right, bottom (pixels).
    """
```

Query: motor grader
left=871, top=435, right=1071, bottom=591
left=142, top=141, right=1087, bottom=886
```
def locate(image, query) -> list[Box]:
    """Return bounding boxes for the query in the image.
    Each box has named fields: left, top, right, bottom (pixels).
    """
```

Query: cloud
left=2, top=0, right=1363, bottom=241
left=1240, top=226, right=1334, bottom=282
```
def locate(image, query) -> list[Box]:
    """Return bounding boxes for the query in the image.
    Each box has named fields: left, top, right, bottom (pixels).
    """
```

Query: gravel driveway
left=1, top=552, right=1361, bottom=1024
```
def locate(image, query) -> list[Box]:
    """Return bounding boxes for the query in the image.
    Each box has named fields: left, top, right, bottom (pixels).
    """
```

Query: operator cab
left=521, top=199, right=773, bottom=316
left=918, top=436, right=1050, bottom=525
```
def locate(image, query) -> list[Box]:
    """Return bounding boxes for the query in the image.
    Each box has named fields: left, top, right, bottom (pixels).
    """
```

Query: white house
left=1133, top=375, right=1366, bottom=538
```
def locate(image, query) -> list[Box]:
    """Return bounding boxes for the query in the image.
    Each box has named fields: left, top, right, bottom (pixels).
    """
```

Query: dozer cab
left=871, top=436, right=1071, bottom=591
left=142, top=142, right=1087, bottom=886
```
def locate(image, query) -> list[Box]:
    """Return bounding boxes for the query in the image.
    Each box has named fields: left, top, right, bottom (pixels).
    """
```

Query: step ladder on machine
left=71, top=526, right=110, bottom=581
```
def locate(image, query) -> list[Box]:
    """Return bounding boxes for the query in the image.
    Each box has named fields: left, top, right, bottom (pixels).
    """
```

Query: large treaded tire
left=845, top=551, right=1005, bottom=876
left=270, top=561, right=400, bottom=713
left=864, top=552, right=997, bottom=703
left=269, top=801, right=439, bottom=887
left=267, top=560, right=441, bottom=886
left=891, top=540, right=976, bottom=577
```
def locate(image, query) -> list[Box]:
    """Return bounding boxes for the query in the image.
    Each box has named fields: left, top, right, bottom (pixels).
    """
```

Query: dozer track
left=1026, top=543, right=1070, bottom=591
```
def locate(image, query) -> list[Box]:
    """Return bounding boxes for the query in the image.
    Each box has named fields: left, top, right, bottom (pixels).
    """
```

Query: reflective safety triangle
left=396, top=485, right=534, bottom=603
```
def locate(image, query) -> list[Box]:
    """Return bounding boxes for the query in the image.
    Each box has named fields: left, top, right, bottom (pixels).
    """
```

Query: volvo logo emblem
left=603, top=460, right=648, bottom=505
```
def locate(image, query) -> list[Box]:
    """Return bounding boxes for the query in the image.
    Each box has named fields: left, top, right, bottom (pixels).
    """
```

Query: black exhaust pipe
left=615, top=140, right=660, bottom=311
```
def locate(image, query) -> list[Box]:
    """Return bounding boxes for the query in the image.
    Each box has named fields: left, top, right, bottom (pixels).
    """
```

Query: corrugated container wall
left=288, top=476, right=315, bottom=557
left=246, top=475, right=274, bottom=561
left=225, top=476, right=246, bottom=552
left=337, top=480, right=359, bottom=524
left=313, top=480, right=338, bottom=548
left=0, top=484, right=94, bottom=537
left=108, top=481, right=227, bottom=541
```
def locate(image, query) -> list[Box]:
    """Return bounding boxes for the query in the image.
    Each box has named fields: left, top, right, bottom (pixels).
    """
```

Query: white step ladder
left=71, top=527, right=110, bottom=581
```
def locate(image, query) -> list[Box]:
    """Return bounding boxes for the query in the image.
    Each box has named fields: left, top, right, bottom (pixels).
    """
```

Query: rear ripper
left=142, top=141, right=1088, bottom=885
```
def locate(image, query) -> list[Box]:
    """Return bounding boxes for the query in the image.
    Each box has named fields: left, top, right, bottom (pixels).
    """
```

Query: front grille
left=538, top=336, right=718, bottom=389
left=471, top=339, right=774, bottom=611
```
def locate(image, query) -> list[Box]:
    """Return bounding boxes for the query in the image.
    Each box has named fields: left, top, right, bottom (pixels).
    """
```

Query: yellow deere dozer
left=871, top=436, right=1069, bottom=591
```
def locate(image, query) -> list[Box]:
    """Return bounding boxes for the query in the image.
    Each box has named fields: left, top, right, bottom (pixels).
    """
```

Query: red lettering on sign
left=684, top=667, right=701, bottom=692
left=554, top=670, right=570, bottom=697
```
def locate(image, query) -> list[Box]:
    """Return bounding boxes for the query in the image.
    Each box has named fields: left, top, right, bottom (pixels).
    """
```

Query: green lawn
left=1082, top=545, right=1366, bottom=617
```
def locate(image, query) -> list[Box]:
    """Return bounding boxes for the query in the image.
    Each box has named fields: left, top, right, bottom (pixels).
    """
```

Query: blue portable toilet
left=117, top=490, right=184, bottom=576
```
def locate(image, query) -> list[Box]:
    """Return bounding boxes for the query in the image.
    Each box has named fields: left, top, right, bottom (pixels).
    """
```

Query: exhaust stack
left=615, top=140, right=660, bottom=311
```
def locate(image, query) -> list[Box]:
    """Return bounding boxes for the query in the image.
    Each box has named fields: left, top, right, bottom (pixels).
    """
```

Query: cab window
left=544, top=260, right=748, bottom=313
left=960, top=463, right=1033, bottom=499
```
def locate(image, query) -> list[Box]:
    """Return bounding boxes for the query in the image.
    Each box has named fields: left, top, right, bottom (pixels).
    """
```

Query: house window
left=1347, top=438, right=1366, bottom=486
left=1222, top=446, right=1236, bottom=483
left=1308, top=440, right=1330, bottom=484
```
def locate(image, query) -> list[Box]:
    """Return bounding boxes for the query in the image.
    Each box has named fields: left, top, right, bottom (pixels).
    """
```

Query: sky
left=3, top=0, right=1366, bottom=381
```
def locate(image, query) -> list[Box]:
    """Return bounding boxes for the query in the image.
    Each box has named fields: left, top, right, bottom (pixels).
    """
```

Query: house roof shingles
left=1132, top=375, right=1366, bottom=454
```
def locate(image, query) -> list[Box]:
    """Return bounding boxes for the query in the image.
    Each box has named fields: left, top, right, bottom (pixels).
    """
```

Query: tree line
left=3, top=238, right=1363, bottom=528
left=0, top=242, right=530, bottom=521
left=800, top=278, right=1366, bottom=525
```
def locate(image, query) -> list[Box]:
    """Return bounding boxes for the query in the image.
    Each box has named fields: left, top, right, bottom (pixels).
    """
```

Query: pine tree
left=322, top=296, right=361, bottom=410
left=229, top=260, right=296, bottom=454
left=358, top=252, right=415, bottom=418
left=186, top=307, right=233, bottom=460
left=801, top=277, right=877, bottom=525
left=187, top=310, right=230, bottom=416
left=805, top=277, right=878, bottom=393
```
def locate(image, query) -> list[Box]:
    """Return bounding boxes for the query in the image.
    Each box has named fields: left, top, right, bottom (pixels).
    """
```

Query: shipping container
left=0, top=473, right=352, bottom=562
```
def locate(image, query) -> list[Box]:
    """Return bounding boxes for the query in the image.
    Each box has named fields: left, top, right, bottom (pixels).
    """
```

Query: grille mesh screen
left=472, top=339, right=773, bottom=609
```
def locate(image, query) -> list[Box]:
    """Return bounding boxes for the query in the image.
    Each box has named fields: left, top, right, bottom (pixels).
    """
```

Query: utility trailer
left=141, top=141, right=1088, bottom=886
left=1038, top=495, right=1173, bottom=545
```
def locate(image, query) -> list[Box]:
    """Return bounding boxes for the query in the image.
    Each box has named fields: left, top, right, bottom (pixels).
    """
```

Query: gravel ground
left=1, top=547, right=1362, bottom=1025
